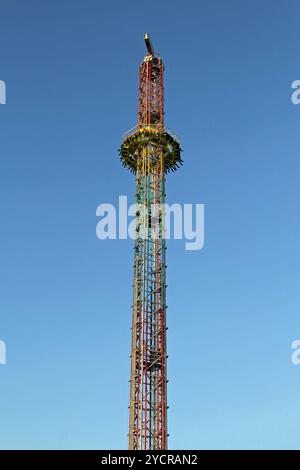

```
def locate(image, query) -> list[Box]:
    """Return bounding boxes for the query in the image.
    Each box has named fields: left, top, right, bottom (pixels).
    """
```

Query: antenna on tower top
left=144, top=33, right=154, bottom=56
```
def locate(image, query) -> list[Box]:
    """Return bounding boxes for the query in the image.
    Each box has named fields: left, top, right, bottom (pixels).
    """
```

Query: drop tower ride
left=119, top=34, right=182, bottom=450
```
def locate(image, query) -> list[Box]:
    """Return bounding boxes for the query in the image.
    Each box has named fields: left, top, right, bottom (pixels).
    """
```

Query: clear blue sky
left=0, top=0, right=300, bottom=450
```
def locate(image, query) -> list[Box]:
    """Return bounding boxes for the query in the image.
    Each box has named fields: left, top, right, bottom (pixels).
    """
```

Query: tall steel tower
left=119, top=34, right=182, bottom=450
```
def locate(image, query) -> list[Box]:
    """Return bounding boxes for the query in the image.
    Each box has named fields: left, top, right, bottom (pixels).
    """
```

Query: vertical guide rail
left=129, top=142, right=167, bottom=449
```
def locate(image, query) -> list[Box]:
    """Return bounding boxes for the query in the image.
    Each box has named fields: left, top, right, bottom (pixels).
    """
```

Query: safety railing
left=122, top=124, right=179, bottom=143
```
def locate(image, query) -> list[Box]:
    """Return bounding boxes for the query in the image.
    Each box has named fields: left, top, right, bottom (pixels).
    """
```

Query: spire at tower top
left=144, top=33, right=154, bottom=56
